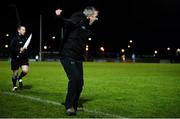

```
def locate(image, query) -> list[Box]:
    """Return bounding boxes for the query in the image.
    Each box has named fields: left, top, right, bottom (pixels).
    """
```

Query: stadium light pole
left=39, top=14, right=42, bottom=61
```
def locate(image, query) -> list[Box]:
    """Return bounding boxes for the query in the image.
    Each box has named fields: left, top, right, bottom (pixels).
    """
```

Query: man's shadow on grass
left=61, top=98, right=93, bottom=109
left=78, top=98, right=92, bottom=108
left=22, top=85, right=32, bottom=90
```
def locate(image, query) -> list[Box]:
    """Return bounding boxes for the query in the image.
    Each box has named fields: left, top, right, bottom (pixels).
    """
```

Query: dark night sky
left=1, top=0, right=180, bottom=55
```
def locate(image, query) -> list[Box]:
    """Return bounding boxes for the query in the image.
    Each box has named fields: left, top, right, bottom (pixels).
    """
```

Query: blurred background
left=1, top=0, right=180, bottom=63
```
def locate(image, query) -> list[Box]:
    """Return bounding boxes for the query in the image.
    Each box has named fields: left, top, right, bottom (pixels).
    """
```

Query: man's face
left=18, top=26, right=26, bottom=35
left=88, top=11, right=98, bottom=25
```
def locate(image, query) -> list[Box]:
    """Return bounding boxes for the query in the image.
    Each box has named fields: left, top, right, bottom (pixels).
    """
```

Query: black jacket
left=9, top=34, right=28, bottom=60
left=59, top=12, right=91, bottom=60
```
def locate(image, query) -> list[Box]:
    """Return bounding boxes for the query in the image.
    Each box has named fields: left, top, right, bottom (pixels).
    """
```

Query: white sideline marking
left=2, top=91, right=125, bottom=118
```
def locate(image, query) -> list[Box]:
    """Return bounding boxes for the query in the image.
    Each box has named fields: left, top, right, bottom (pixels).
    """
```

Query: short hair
left=17, top=25, right=26, bottom=30
left=83, top=6, right=98, bottom=17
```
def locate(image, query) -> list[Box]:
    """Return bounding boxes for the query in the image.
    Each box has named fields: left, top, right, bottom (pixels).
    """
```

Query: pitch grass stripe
left=2, top=92, right=123, bottom=118
left=2, top=91, right=125, bottom=118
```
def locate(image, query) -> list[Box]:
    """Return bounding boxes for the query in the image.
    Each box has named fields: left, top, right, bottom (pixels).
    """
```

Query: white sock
left=19, top=79, right=22, bottom=82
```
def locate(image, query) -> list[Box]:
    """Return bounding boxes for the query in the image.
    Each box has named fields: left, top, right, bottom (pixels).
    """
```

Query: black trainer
left=66, top=107, right=76, bottom=116
left=12, top=86, right=18, bottom=91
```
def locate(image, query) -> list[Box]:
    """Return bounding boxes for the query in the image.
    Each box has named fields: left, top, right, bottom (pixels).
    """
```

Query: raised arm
left=55, top=9, right=76, bottom=26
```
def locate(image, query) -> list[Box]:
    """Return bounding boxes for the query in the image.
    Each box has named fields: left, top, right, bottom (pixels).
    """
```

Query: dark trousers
left=60, top=57, right=84, bottom=110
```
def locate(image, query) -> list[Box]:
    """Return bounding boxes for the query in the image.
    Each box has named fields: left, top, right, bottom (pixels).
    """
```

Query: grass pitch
left=0, top=61, right=180, bottom=118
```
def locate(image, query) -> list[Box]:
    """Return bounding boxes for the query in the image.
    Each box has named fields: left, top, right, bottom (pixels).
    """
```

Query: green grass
left=0, top=61, right=180, bottom=118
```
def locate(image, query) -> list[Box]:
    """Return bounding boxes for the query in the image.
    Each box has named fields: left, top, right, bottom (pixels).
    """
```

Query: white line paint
left=2, top=91, right=125, bottom=118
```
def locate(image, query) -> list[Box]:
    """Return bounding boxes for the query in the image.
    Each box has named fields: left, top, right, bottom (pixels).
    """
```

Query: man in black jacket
left=55, top=6, right=98, bottom=115
left=9, top=25, right=29, bottom=91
